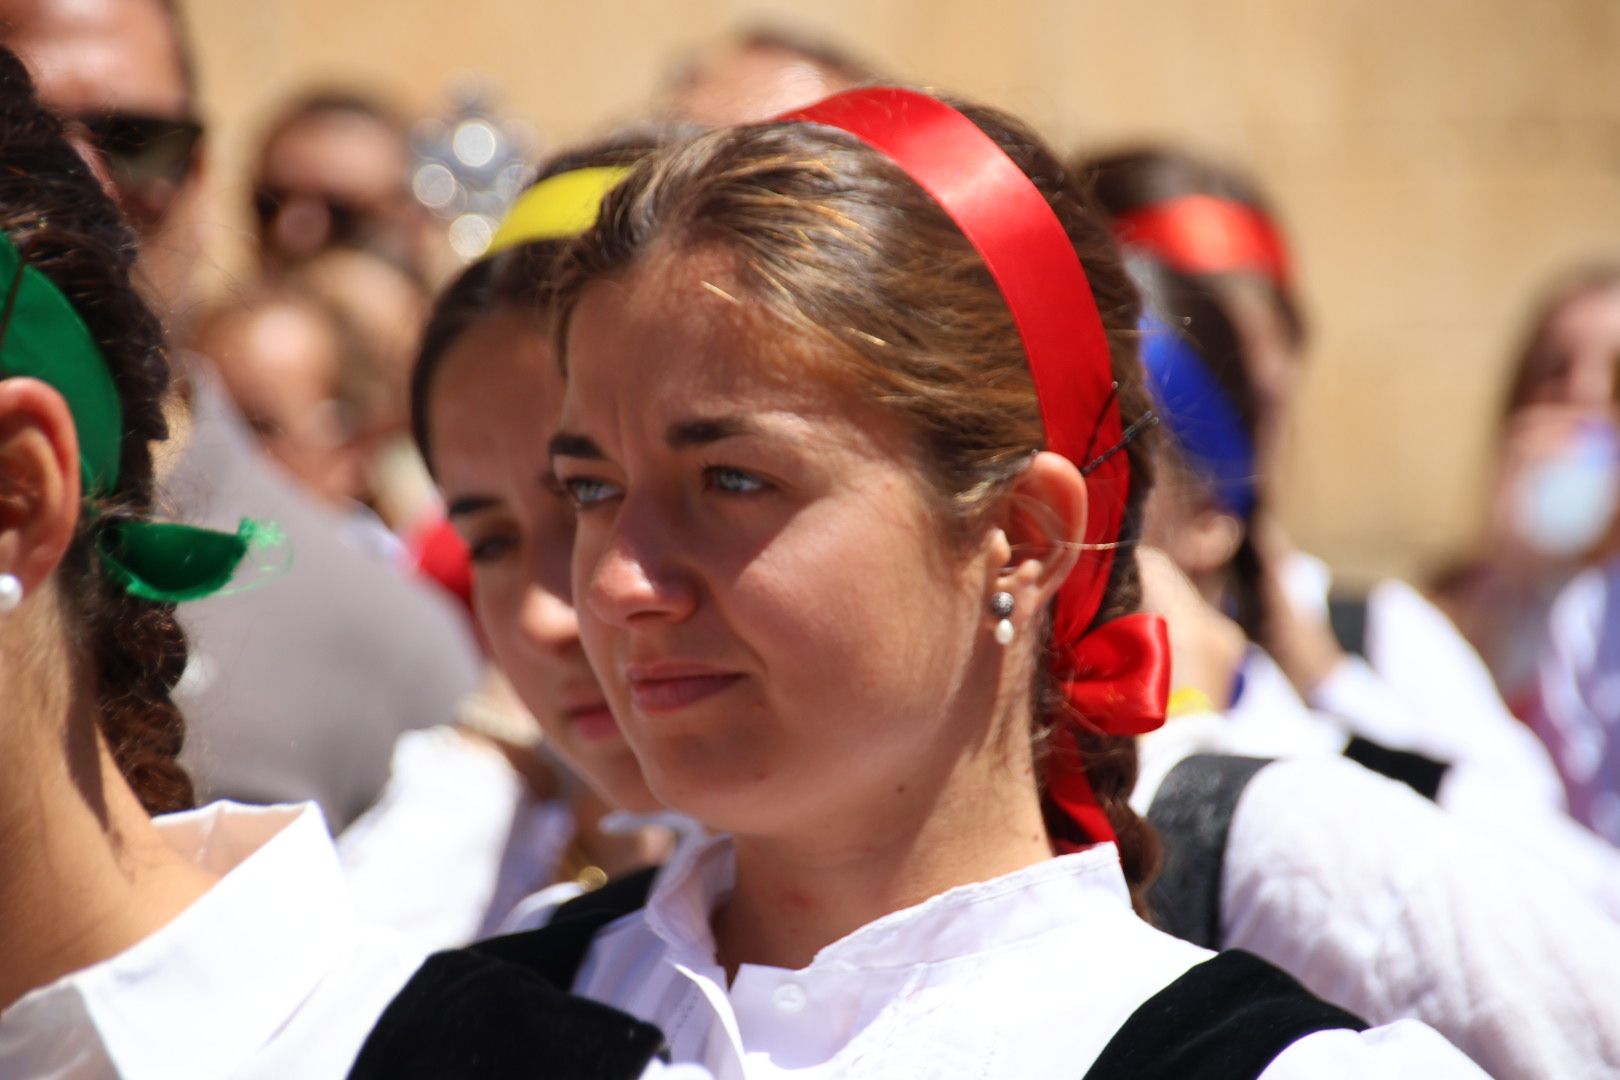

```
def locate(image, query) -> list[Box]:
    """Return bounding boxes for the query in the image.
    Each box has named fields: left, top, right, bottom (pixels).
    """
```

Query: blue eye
left=562, top=476, right=622, bottom=509
left=704, top=467, right=767, bottom=495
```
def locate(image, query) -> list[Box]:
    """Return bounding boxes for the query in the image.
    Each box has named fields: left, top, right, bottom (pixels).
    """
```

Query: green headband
left=0, top=231, right=275, bottom=603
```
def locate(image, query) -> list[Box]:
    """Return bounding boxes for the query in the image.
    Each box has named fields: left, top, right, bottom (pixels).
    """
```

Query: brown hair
left=1500, top=263, right=1620, bottom=419
left=256, top=87, right=408, bottom=165
left=549, top=98, right=1163, bottom=905
left=0, top=46, right=193, bottom=814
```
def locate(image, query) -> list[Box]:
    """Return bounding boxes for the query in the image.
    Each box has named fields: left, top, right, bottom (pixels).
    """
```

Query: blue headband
left=1139, top=315, right=1257, bottom=519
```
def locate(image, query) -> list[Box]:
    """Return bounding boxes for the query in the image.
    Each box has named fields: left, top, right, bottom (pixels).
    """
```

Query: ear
left=0, top=378, right=84, bottom=599
left=1165, top=505, right=1244, bottom=584
left=986, top=450, right=1088, bottom=621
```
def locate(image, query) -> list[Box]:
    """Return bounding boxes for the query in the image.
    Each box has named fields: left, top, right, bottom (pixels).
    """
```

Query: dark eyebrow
left=446, top=494, right=499, bottom=519
left=549, top=432, right=605, bottom=460
left=666, top=415, right=758, bottom=449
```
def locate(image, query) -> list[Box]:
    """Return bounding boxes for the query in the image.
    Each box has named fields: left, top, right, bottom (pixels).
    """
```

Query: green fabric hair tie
left=0, top=231, right=281, bottom=603
left=100, top=518, right=286, bottom=603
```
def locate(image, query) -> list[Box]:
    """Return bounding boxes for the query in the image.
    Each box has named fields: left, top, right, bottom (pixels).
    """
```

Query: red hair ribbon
left=1113, top=194, right=1292, bottom=293
left=781, top=88, right=1170, bottom=844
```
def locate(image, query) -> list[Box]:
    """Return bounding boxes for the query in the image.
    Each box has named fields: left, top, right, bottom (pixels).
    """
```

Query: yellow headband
left=484, top=165, right=632, bottom=255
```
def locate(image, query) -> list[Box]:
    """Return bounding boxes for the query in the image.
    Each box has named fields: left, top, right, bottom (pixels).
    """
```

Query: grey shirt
left=165, top=360, right=480, bottom=831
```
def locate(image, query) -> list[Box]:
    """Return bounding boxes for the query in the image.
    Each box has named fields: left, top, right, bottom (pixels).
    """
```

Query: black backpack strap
left=1081, top=950, right=1369, bottom=1080
left=1342, top=735, right=1448, bottom=801
left=1146, top=754, right=1273, bottom=950
left=470, top=865, right=659, bottom=990
left=1326, top=594, right=1370, bottom=657
left=347, top=948, right=667, bottom=1080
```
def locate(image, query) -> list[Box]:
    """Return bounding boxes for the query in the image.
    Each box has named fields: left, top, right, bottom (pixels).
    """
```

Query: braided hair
left=0, top=46, right=194, bottom=814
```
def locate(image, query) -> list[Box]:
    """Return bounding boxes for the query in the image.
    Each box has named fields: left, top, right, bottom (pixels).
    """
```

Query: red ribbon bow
left=782, top=89, right=1170, bottom=844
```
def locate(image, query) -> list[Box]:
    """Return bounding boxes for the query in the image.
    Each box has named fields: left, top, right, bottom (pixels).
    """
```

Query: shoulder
left=1218, top=755, right=1457, bottom=968
left=1224, top=755, right=1446, bottom=899
left=349, top=946, right=667, bottom=1080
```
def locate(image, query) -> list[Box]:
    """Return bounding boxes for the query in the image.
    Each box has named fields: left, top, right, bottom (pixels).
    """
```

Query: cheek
left=731, top=492, right=977, bottom=717
left=473, top=572, right=550, bottom=705
left=568, top=521, right=612, bottom=661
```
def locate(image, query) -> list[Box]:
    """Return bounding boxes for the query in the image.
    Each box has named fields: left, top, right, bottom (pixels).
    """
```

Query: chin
left=586, top=753, right=663, bottom=816
left=640, top=750, right=787, bottom=836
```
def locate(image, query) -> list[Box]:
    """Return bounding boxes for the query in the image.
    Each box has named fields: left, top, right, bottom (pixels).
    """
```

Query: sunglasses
left=251, top=184, right=387, bottom=256
left=74, top=112, right=204, bottom=226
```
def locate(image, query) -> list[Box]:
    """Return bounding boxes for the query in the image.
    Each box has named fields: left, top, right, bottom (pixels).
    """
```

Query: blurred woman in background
left=1126, top=260, right=1620, bottom=1078
left=338, top=140, right=684, bottom=950
left=1080, top=144, right=1571, bottom=813
left=1431, top=267, right=1620, bottom=715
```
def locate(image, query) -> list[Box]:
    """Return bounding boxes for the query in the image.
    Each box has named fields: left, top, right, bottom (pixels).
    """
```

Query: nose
left=582, top=501, right=698, bottom=629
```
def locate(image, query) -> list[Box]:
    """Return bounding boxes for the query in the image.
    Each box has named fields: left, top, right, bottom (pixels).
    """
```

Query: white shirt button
left=772, top=982, right=808, bottom=1014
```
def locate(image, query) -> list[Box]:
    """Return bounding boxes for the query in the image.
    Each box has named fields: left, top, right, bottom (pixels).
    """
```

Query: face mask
left=1512, top=421, right=1620, bottom=559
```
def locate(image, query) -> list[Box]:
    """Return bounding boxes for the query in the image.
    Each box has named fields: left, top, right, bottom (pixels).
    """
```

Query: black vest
left=352, top=864, right=1366, bottom=1079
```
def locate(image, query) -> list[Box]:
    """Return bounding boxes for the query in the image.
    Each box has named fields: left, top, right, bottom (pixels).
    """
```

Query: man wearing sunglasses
left=1, top=0, right=204, bottom=324
left=0, top=0, right=482, bottom=832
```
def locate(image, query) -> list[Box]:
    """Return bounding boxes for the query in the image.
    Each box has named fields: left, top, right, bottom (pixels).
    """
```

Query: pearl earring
left=0, top=573, right=22, bottom=614
left=989, top=591, right=1015, bottom=645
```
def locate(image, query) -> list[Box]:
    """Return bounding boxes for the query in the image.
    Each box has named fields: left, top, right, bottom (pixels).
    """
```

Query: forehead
left=429, top=310, right=558, bottom=481
left=563, top=244, right=842, bottom=419
left=260, top=112, right=406, bottom=194
left=208, top=302, right=340, bottom=399
left=2, top=0, right=188, bottom=117
left=1544, top=286, right=1620, bottom=350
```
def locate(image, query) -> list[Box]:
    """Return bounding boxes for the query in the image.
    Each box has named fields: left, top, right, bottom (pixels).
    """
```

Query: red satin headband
left=1113, top=194, right=1292, bottom=293
left=781, top=88, right=1169, bottom=845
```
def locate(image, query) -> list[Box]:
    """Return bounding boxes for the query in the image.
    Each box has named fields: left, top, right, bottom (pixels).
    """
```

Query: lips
left=559, top=690, right=619, bottom=741
left=623, top=662, right=744, bottom=715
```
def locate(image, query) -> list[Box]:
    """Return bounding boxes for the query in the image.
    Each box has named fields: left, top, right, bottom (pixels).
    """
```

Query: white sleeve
left=1224, top=756, right=1620, bottom=1080
left=1262, top=1021, right=1490, bottom=1079
left=336, top=726, right=525, bottom=950
left=1438, top=761, right=1620, bottom=921
left=1364, top=578, right=1566, bottom=807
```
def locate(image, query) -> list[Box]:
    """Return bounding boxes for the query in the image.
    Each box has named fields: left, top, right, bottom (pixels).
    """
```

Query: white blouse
left=0, top=801, right=426, bottom=1080
left=1284, top=552, right=1568, bottom=809
left=570, top=834, right=1483, bottom=1079
left=1136, top=712, right=1620, bottom=1080
left=338, top=725, right=577, bottom=949
left=1233, top=645, right=1620, bottom=920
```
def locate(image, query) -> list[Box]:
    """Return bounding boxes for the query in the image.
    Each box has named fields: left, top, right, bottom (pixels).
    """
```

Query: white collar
left=0, top=802, right=359, bottom=1080
left=642, top=832, right=1134, bottom=974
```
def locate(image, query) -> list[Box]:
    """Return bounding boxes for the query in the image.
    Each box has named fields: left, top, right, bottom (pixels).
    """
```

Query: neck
left=0, top=695, right=216, bottom=1013
left=569, top=786, right=674, bottom=880
left=714, top=715, right=1051, bottom=976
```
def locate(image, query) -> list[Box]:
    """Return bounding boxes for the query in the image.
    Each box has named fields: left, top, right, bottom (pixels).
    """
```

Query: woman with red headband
left=1128, top=261, right=1620, bottom=1079
left=344, top=90, right=1488, bottom=1077
left=1080, top=145, right=1575, bottom=827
